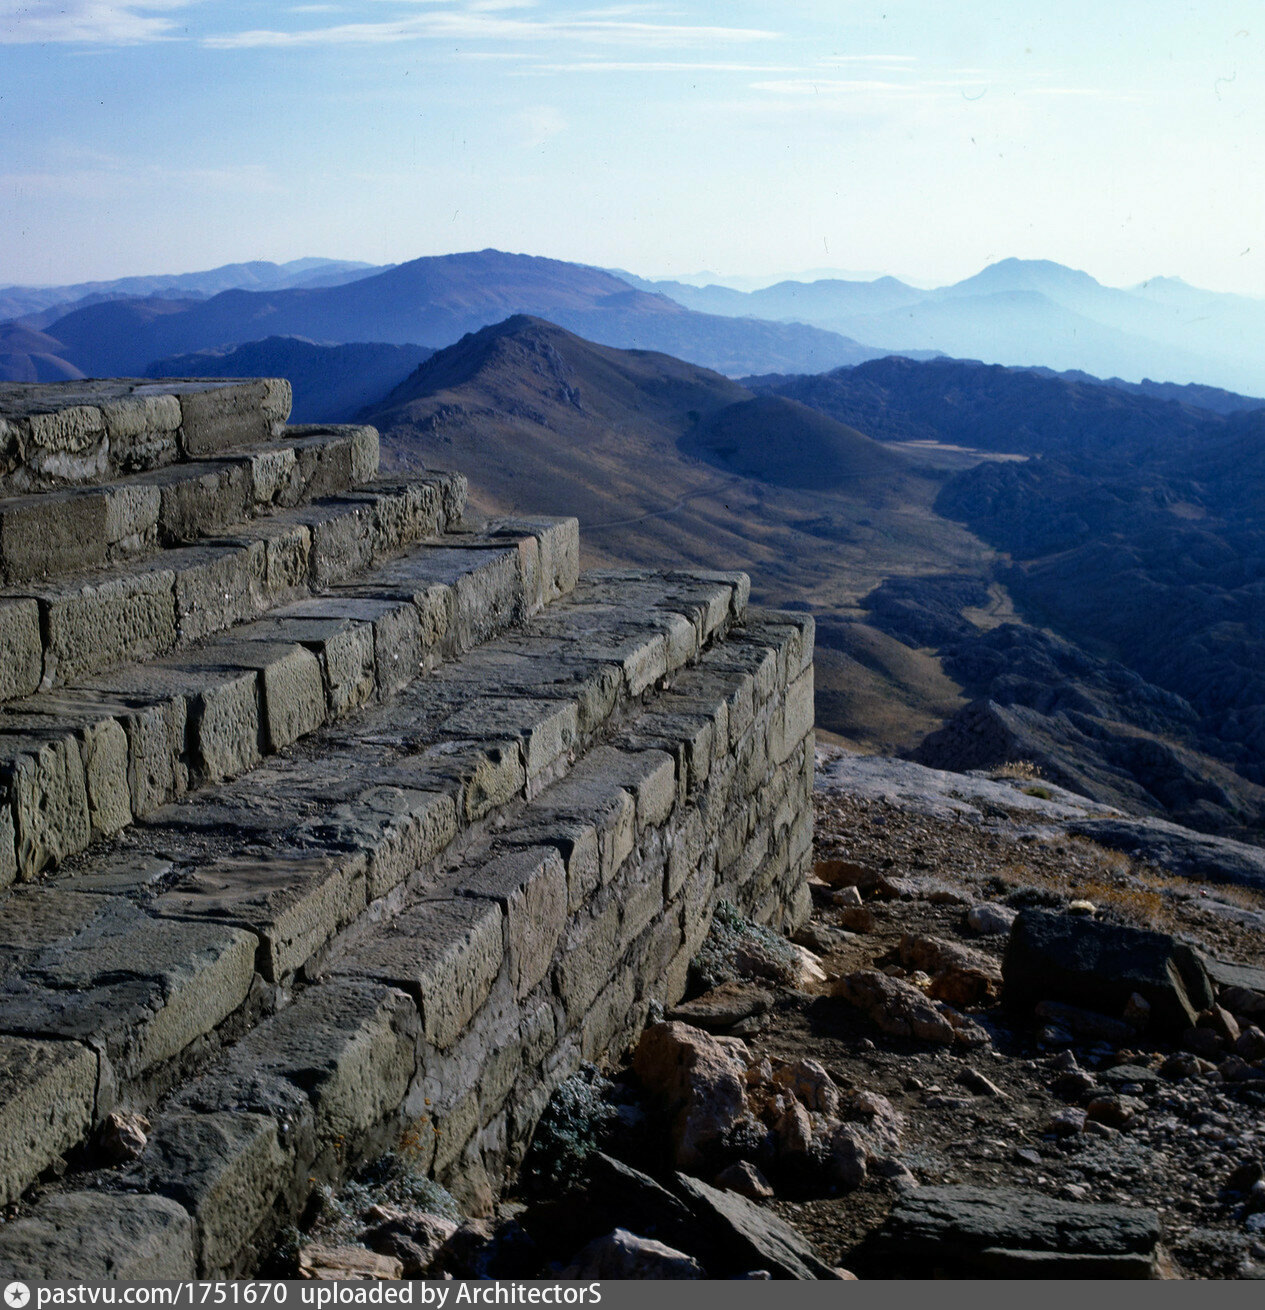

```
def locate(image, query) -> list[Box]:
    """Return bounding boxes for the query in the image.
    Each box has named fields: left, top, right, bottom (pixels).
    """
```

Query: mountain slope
left=683, top=395, right=909, bottom=489
left=38, top=250, right=879, bottom=379
left=145, top=336, right=432, bottom=422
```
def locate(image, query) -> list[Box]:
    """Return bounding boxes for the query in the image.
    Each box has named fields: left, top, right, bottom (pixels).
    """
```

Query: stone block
left=457, top=845, right=567, bottom=999
left=0, top=489, right=109, bottom=582
left=0, top=906, right=258, bottom=1084
left=178, top=379, right=291, bottom=457
left=505, top=816, right=600, bottom=915
left=153, top=852, right=365, bottom=983
left=370, top=600, right=424, bottom=698
left=487, top=516, right=580, bottom=608
left=0, top=599, right=42, bottom=702
left=173, top=541, right=267, bottom=644
left=123, top=1110, right=287, bottom=1277
left=6, top=734, right=92, bottom=878
left=198, top=982, right=421, bottom=1162
left=78, top=716, right=133, bottom=839
left=418, top=740, right=526, bottom=824
left=439, top=696, right=579, bottom=786
left=188, top=669, right=261, bottom=783
left=40, top=565, right=177, bottom=683
left=303, top=500, right=374, bottom=589
left=772, top=668, right=815, bottom=765
left=556, top=895, right=623, bottom=1017
left=151, top=461, right=253, bottom=543
left=333, top=896, right=503, bottom=1050
left=103, top=480, right=162, bottom=548
left=582, top=745, right=676, bottom=831
left=0, top=1192, right=196, bottom=1281
left=349, top=477, right=444, bottom=550
left=247, top=445, right=298, bottom=506
left=0, top=1037, right=98, bottom=1206
left=294, top=785, right=457, bottom=903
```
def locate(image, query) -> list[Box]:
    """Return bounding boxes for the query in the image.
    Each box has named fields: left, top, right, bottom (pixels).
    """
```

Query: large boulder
left=833, top=969, right=956, bottom=1044
left=632, top=1022, right=756, bottom=1169
left=870, top=1185, right=1162, bottom=1278
left=1003, top=908, right=1214, bottom=1036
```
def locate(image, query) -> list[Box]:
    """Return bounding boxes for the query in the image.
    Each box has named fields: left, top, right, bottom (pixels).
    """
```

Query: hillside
left=365, top=314, right=989, bottom=753
left=145, top=336, right=432, bottom=422
left=749, top=354, right=1265, bottom=838
left=33, top=250, right=879, bottom=380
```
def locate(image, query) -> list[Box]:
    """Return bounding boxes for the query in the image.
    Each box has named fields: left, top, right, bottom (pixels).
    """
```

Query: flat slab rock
left=874, top=1185, right=1162, bottom=1279
left=672, top=1173, right=841, bottom=1280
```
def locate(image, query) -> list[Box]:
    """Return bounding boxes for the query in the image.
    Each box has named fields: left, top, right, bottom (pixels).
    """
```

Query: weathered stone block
left=294, top=785, right=457, bottom=904
left=188, top=669, right=260, bottom=782
left=371, top=600, right=424, bottom=698
left=198, top=982, right=421, bottom=1162
left=458, top=846, right=567, bottom=999
left=0, top=1037, right=98, bottom=1206
left=173, top=541, right=267, bottom=643
left=78, top=716, right=133, bottom=839
left=0, top=908, right=257, bottom=1083
left=123, top=1110, right=287, bottom=1277
left=418, top=739, right=526, bottom=824
left=772, top=668, right=815, bottom=765
left=103, top=480, right=161, bottom=548
left=556, top=895, right=623, bottom=1017
left=178, top=379, right=291, bottom=457
left=0, top=598, right=42, bottom=702
left=440, top=696, right=579, bottom=786
left=247, top=445, right=298, bottom=506
left=153, top=853, right=365, bottom=983
left=41, top=565, right=177, bottom=683
left=7, top=734, right=92, bottom=877
left=0, top=1192, right=196, bottom=1281
left=0, top=489, right=109, bottom=582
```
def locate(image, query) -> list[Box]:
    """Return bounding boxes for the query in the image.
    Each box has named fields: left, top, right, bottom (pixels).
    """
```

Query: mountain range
left=628, top=258, right=1265, bottom=396
left=4, top=251, right=876, bottom=383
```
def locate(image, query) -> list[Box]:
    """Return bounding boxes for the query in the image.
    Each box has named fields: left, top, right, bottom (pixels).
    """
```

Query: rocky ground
left=283, top=748, right=1265, bottom=1281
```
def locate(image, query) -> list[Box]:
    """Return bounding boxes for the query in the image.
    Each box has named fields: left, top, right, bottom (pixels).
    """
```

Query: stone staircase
left=0, top=380, right=815, bottom=1280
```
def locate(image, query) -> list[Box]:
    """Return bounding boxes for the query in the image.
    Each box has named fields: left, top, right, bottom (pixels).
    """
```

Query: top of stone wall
left=0, top=378, right=293, bottom=493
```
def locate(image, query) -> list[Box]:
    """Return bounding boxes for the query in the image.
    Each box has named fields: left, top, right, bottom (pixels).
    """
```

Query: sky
left=2, top=1, right=1264, bottom=293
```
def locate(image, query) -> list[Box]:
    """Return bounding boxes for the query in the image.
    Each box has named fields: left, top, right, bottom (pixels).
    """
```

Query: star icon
left=4, top=1285, right=30, bottom=1309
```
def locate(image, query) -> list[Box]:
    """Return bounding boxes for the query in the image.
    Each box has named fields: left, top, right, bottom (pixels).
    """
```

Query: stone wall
left=0, top=381, right=814, bottom=1280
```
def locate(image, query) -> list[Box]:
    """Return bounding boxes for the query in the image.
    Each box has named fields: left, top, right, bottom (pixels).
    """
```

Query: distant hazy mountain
left=145, top=336, right=432, bottom=423
left=0, top=323, right=84, bottom=382
left=640, top=257, right=1265, bottom=395
left=33, top=250, right=879, bottom=381
left=0, top=258, right=384, bottom=324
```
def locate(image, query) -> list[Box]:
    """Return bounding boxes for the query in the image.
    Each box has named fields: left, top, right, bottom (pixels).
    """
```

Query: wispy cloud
left=529, top=60, right=796, bottom=73
left=203, top=6, right=776, bottom=50
left=0, top=0, right=196, bottom=44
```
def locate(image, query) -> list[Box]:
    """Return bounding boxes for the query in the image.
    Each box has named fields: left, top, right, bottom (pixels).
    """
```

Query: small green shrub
left=691, top=898, right=800, bottom=992
left=521, top=1065, right=621, bottom=1191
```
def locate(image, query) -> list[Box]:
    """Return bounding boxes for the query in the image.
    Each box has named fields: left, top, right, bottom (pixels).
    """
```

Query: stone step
left=0, top=573, right=760, bottom=1222
left=0, top=604, right=814, bottom=1279
left=0, top=470, right=468, bottom=704
left=0, top=511, right=577, bottom=885
left=0, top=379, right=293, bottom=494
left=0, top=424, right=379, bottom=588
